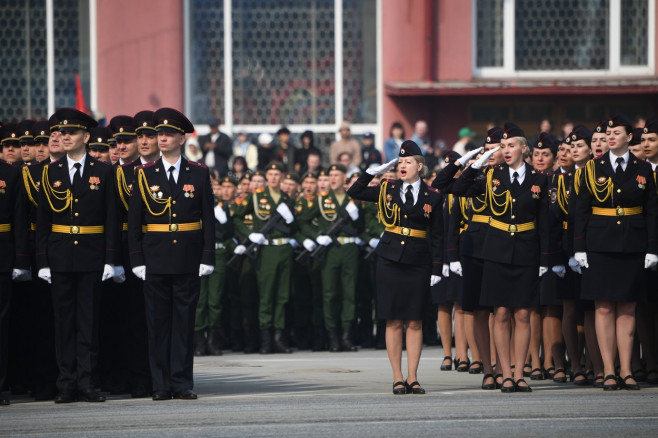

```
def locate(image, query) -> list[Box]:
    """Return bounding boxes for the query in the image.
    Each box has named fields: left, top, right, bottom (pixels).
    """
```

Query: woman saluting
left=348, top=140, right=443, bottom=395
left=573, top=114, right=658, bottom=390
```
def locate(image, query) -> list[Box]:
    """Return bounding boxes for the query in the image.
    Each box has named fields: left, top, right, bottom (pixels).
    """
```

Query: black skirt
left=376, top=257, right=431, bottom=320
left=480, top=260, right=539, bottom=309
left=581, top=252, right=647, bottom=302
left=460, top=255, right=490, bottom=312
left=432, top=270, right=460, bottom=305
left=540, top=270, right=568, bottom=306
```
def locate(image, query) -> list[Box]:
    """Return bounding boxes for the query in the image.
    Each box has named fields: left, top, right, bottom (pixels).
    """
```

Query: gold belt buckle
left=170, top=223, right=178, bottom=232
left=402, top=227, right=410, bottom=236
left=508, top=224, right=517, bottom=233
left=617, top=207, right=624, bottom=216
left=70, top=225, right=80, bottom=234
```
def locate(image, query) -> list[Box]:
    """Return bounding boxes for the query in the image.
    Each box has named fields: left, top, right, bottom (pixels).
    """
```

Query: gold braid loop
left=116, top=166, right=131, bottom=211
left=377, top=180, right=399, bottom=227
left=486, top=168, right=511, bottom=217
left=470, top=195, right=487, bottom=213
left=556, top=173, right=569, bottom=215
left=137, top=168, right=171, bottom=217
left=584, top=160, right=613, bottom=203
left=447, top=194, right=454, bottom=214
left=459, top=197, right=469, bottom=218
left=574, top=168, right=582, bottom=195
left=41, top=165, right=72, bottom=213
left=22, top=166, right=39, bottom=207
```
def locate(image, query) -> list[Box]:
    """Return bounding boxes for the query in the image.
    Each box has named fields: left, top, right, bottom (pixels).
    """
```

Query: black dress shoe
left=440, top=356, right=453, bottom=371
left=152, top=391, right=172, bottom=401
left=602, top=374, right=619, bottom=391
left=173, top=390, right=198, bottom=400
left=514, top=378, right=532, bottom=392
left=620, top=375, right=640, bottom=390
left=405, top=381, right=426, bottom=394
left=481, top=373, right=496, bottom=390
left=392, top=381, right=406, bottom=395
left=78, top=388, right=106, bottom=402
left=500, top=378, right=515, bottom=393
left=54, top=391, right=76, bottom=403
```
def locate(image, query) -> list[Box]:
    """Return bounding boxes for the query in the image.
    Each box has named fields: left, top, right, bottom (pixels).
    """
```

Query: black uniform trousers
left=144, top=273, right=200, bottom=393
left=51, top=271, right=102, bottom=392
left=0, top=274, right=11, bottom=393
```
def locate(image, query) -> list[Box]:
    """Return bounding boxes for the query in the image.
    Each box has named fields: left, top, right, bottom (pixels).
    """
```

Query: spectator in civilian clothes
left=257, top=133, right=278, bottom=170
left=294, top=130, right=322, bottom=172
left=232, top=131, right=258, bottom=171
left=276, top=126, right=296, bottom=171
left=384, top=122, right=405, bottom=162
left=330, top=121, right=361, bottom=167
left=410, top=120, right=430, bottom=156
left=360, top=131, right=382, bottom=171
left=199, top=118, right=233, bottom=176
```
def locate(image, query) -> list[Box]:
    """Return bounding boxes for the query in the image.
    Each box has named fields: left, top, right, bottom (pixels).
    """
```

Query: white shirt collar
left=67, top=154, right=86, bottom=173
left=402, top=178, right=421, bottom=193
left=508, top=163, right=526, bottom=182
left=163, top=156, right=182, bottom=173
left=609, top=149, right=630, bottom=164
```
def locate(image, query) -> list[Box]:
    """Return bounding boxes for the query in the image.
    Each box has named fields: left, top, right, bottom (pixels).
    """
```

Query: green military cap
left=318, top=169, right=328, bottom=177
left=265, top=161, right=285, bottom=172
left=328, top=163, right=347, bottom=173
left=220, top=175, right=238, bottom=186
left=252, top=170, right=264, bottom=177
left=284, top=171, right=300, bottom=183
left=301, top=171, right=318, bottom=182
left=239, top=173, right=252, bottom=182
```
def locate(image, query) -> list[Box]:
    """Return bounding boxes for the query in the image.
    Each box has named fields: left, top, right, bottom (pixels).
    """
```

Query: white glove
left=214, top=204, right=228, bottom=224
left=552, top=265, right=566, bottom=278
left=366, top=158, right=398, bottom=176
left=645, top=253, right=658, bottom=270
left=199, top=264, right=214, bottom=277
left=316, top=235, right=332, bottom=246
left=102, top=264, right=115, bottom=282
left=574, top=252, right=588, bottom=269
left=112, top=265, right=126, bottom=283
left=539, top=266, right=548, bottom=277
left=12, top=268, right=31, bottom=282
left=355, top=237, right=364, bottom=246
left=449, top=261, right=463, bottom=276
left=471, top=147, right=500, bottom=169
left=234, top=245, right=246, bottom=255
left=430, top=275, right=441, bottom=286
left=38, top=267, right=52, bottom=284
left=457, top=147, right=483, bottom=166
left=303, top=238, right=317, bottom=252
left=442, top=264, right=450, bottom=278
left=248, top=233, right=266, bottom=245
left=132, top=265, right=146, bottom=280
left=289, top=238, right=299, bottom=248
left=276, top=203, right=294, bottom=224
left=345, top=202, right=359, bottom=221
left=568, top=257, right=581, bottom=274
left=368, top=238, right=379, bottom=249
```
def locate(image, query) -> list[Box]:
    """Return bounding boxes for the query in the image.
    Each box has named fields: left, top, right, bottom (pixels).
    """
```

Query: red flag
left=75, top=74, right=89, bottom=114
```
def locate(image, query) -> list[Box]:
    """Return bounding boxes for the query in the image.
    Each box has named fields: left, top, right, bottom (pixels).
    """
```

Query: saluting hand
left=471, top=147, right=499, bottom=169
left=366, top=158, right=398, bottom=176
left=457, top=147, right=483, bottom=167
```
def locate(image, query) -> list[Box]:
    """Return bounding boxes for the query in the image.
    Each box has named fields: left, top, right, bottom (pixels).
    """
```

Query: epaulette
left=427, top=186, right=440, bottom=194
left=136, top=161, right=157, bottom=171
left=253, top=187, right=265, bottom=194
left=188, top=160, right=207, bottom=169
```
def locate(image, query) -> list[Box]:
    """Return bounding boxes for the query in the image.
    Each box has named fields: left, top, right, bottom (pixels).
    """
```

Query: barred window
left=620, top=0, right=648, bottom=66
left=475, top=0, right=504, bottom=68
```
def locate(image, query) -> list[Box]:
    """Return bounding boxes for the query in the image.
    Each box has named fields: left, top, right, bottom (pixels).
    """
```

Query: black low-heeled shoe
left=592, top=375, right=604, bottom=388
left=552, top=368, right=568, bottom=383
left=571, top=371, right=589, bottom=386
left=602, top=374, right=618, bottom=391
left=522, top=363, right=532, bottom=377
left=544, top=367, right=555, bottom=380
left=500, top=378, right=515, bottom=393
left=494, top=374, right=503, bottom=389
left=620, top=375, right=640, bottom=390
left=405, top=380, right=426, bottom=394
left=530, top=368, right=544, bottom=380
left=456, top=359, right=470, bottom=372
left=440, top=356, right=453, bottom=371
left=392, top=381, right=407, bottom=395
left=481, top=373, right=496, bottom=390
left=514, top=378, right=532, bottom=392
left=469, top=361, right=483, bottom=374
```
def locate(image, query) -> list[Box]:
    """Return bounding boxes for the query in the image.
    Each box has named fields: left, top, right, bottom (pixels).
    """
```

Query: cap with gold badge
left=54, top=108, right=98, bottom=132
left=265, top=161, right=285, bottom=172
left=328, top=164, right=347, bottom=174
left=108, top=115, right=137, bottom=141
left=502, top=122, right=525, bottom=139
left=31, top=120, right=50, bottom=144
left=88, top=127, right=111, bottom=151
left=398, top=140, right=422, bottom=157
left=17, top=119, right=36, bottom=145
left=153, top=107, right=195, bottom=134
left=0, top=123, right=19, bottom=146
left=134, top=110, right=157, bottom=135
left=565, top=125, right=592, bottom=145
left=643, top=118, right=658, bottom=135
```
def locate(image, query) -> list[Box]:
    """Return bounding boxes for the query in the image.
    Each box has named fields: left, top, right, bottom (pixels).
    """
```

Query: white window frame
left=184, top=0, right=382, bottom=142
left=472, top=0, right=655, bottom=78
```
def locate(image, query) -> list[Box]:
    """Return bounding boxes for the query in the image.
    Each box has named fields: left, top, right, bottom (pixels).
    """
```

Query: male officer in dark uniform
left=36, top=108, right=121, bottom=403
left=128, top=108, right=215, bottom=400
left=0, top=141, right=26, bottom=406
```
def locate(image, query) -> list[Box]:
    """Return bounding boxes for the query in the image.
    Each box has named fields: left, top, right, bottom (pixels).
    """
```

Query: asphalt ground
left=2, top=346, right=658, bottom=437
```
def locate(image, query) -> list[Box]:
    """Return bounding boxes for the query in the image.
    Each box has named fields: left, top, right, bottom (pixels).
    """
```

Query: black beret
left=485, top=127, right=504, bottom=145
left=643, top=118, right=658, bottom=135
left=31, top=120, right=50, bottom=142
left=0, top=123, right=19, bottom=145
left=534, top=132, right=557, bottom=151
left=630, top=128, right=644, bottom=146
left=55, top=108, right=98, bottom=132
left=265, top=161, right=284, bottom=172
left=443, top=150, right=462, bottom=164
left=109, top=115, right=137, bottom=140
left=154, top=107, right=194, bottom=134
left=565, top=125, right=592, bottom=144
left=17, top=119, right=36, bottom=144
left=284, top=172, right=300, bottom=183
left=48, top=113, right=60, bottom=132
left=607, top=113, right=632, bottom=130
left=399, top=140, right=422, bottom=157
left=593, top=120, right=607, bottom=134
left=502, top=122, right=525, bottom=139
left=134, top=110, right=157, bottom=134
left=328, top=163, right=347, bottom=173
left=108, top=137, right=117, bottom=147
left=88, top=127, right=111, bottom=150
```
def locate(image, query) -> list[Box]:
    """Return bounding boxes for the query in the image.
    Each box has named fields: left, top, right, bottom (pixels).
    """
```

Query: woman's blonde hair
left=413, top=155, right=429, bottom=179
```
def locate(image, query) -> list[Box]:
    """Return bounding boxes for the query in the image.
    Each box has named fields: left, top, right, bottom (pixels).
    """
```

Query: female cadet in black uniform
left=573, top=114, right=658, bottom=391
left=348, top=140, right=443, bottom=395
left=453, top=123, right=553, bottom=393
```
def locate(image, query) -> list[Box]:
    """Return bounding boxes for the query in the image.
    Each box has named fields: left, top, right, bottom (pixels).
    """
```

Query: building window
left=473, top=0, right=654, bottom=77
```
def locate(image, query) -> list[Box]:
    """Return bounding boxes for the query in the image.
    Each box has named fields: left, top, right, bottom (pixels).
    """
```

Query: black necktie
left=405, top=185, right=414, bottom=208
left=615, top=157, right=624, bottom=176
left=168, top=166, right=176, bottom=189
left=512, top=171, right=520, bottom=190
left=72, top=162, right=82, bottom=192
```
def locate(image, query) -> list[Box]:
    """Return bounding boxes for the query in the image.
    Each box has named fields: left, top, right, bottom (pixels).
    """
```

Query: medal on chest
left=89, top=176, right=100, bottom=190
left=531, top=185, right=540, bottom=199
left=637, top=175, right=646, bottom=190
left=183, top=184, right=195, bottom=198
left=0, top=180, right=6, bottom=194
